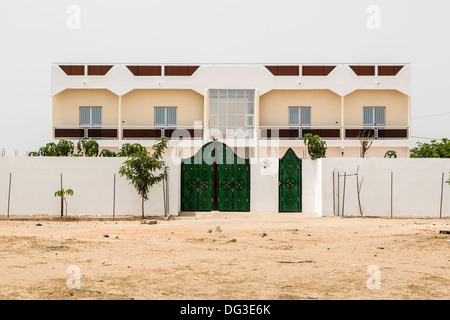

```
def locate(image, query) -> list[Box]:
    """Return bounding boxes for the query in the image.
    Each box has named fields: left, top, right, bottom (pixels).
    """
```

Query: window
left=289, top=107, right=311, bottom=126
left=80, top=107, right=102, bottom=127
left=363, top=107, right=385, bottom=126
left=209, top=89, right=255, bottom=138
left=155, top=107, right=177, bottom=128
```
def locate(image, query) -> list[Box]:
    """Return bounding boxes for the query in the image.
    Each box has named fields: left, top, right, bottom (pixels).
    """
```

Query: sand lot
left=0, top=212, right=448, bottom=300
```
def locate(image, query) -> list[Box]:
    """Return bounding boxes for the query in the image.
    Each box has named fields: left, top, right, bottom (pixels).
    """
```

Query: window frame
left=288, top=106, right=311, bottom=127
left=154, top=106, right=177, bottom=128
left=79, top=106, right=102, bottom=127
left=363, top=106, right=386, bottom=127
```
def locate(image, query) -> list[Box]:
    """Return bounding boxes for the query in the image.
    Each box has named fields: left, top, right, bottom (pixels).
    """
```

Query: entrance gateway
left=181, top=141, right=250, bottom=212
left=279, top=148, right=302, bottom=212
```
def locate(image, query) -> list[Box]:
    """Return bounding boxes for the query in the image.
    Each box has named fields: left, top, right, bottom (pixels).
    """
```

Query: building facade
left=51, top=63, right=411, bottom=159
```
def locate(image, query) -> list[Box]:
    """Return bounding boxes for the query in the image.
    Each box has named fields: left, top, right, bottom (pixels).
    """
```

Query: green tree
left=99, top=149, right=117, bottom=157
left=54, top=188, right=74, bottom=218
left=29, top=139, right=75, bottom=157
left=55, top=139, right=75, bottom=156
left=39, top=142, right=57, bottom=156
left=119, top=137, right=168, bottom=217
left=410, top=138, right=450, bottom=158
left=77, top=140, right=99, bottom=157
left=384, top=150, right=397, bottom=158
left=303, top=133, right=327, bottom=160
left=118, top=143, right=147, bottom=157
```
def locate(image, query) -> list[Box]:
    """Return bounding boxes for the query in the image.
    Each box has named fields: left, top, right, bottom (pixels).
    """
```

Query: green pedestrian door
left=279, top=148, right=302, bottom=212
left=181, top=141, right=250, bottom=212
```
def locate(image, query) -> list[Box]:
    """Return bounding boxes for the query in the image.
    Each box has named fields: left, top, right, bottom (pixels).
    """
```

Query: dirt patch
left=0, top=212, right=448, bottom=300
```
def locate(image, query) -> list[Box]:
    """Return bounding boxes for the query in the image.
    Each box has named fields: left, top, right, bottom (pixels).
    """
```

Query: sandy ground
left=0, top=212, right=448, bottom=300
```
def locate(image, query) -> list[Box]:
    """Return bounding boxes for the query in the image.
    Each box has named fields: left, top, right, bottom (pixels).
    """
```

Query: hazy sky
left=1, top=0, right=449, bottom=155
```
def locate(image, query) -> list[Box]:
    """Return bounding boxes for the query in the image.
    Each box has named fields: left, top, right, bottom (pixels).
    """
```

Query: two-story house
left=51, top=63, right=411, bottom=159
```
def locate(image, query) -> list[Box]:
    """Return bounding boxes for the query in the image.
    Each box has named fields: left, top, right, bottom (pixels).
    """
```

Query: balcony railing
left=344, top=126, right=409, bottom=139
left=54, top=126, right=118, bottom=139
left=122, top=126, right=203, bottom=140
left=260, top=126, right=342, bottom=140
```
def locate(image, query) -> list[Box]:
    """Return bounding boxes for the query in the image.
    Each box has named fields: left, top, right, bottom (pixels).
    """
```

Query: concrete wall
left=121, top=89, right=204, bottom=127
left=0, top=157, right=180, bottom=217
left=250, top=158, right=279, bottom=213
left=2, top=156, right=449, bottom=218
left=260, top=89, right=341, bottom=127
left=314, top=158, right=450, bottom=217
left=53, top=89, right=119, bottom=126
left=344, top=89, right=409, bottom=126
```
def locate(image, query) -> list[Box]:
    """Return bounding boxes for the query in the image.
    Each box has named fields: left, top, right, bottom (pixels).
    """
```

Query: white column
left=254, top=89, right=260, bottom=158
left=407, top=95, right=411, bottom=140
left=341, top=95, right=345, bottom=140
left=118, top=95, right=122, bottom=140
left=51, top=97, right=55, bottom=140
left=203, top=89, right=209, bottom=141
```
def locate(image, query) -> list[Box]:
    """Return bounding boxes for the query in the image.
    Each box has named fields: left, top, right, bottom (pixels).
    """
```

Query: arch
left=181, top=141, right=250, bottom=212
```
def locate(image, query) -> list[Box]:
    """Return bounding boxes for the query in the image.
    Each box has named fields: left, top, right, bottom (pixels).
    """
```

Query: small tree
left=54, top=188, right=74, bottom=218
left=39, top=142, right=57, bottom=156
left=355, top=166, right=364, bottom=216
left=55, top=139, right=75, bottom=156
left=384, top=150, right=397, bottom=158
left=29, top=140, right=74, bottom=157
left=119, top=137, right=168, bottom=218
left=77, top=140, right=99, bottom=157
left=99, top=149, right=117, bottom=157
left=303, top=133, right=327, bottom=160
left=410, top=138, right=450, bottom=158
left=358, top=130, right=374, bottom=158
left=118, top=143, right=146, bottom=157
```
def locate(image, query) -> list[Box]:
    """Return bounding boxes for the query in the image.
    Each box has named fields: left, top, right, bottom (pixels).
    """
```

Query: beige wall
left=121, top=89, right=204, bottom=127
left=260, top=89, right=342, bottom=127
left=53, top=89, right=119, bottom=126
left=344, top=90, right=409, bottom=126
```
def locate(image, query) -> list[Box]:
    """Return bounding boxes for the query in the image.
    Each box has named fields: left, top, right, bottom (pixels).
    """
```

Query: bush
left=303, top=133, right=327, bottom=160
left=384, top=150, right=397, bottom=158
left=410, top=138, right=450, bottom=158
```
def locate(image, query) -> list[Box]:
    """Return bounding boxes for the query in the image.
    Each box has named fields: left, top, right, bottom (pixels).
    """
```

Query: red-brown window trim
left=302, top=65, right=336, bottom=76
left=59, top=65, right=85, bottom=76
left=265, top=65, right=299, bottom=76
left=378, top=65, right=404, bottom=76
left=126, top=65, right=162, bottom=76
left=164, top=65, right=199, bottom=76
left=349, top=65, right=376, bottom=76
left=87, top=65, right=113, bottom=76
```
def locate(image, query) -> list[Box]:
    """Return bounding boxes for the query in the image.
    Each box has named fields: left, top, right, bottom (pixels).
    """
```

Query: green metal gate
left=279, top=148, right=302, bottom=212
left=181, top=141, right=250, bottom=212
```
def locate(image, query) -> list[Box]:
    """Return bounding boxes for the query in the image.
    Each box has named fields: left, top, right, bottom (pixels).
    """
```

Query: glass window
left=155, top=107, right=177, bottom=128
left=363, top=107, right=385, bottom=126
left=289, top=107, right=310, bottom=126
left=209, top=89, right=255, bottom=137
left=79, top=107, right=102, bottom=127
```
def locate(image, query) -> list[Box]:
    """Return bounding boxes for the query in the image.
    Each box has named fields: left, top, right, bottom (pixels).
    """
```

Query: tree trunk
left=141, top=197, right=145, bottom=218
left=60, top=195, right=64, bottom=218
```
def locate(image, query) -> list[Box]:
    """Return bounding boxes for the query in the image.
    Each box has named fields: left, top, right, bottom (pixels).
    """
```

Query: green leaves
left=384, top=150, right=397, bottom=158
left=303, top=133, right=327, bottom=160
left=117, top=143, right=147, bottom=157
left=77, top=140, right=99, bottom=157
left=99, top=149, right=117, bottom=157
left=54, top=188, right=74, bottom=197
left=119, top=137, right=168, bottom=216
left=410, top=138, right=450, bottom=158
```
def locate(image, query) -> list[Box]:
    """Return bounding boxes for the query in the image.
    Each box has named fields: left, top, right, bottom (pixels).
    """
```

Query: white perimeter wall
left=2, top=157, right=450, bottom=218
left=250, top=158, right=279, bottom=213
left=0, top=157, right=180, bottom=217
left=312, top=158, right=450, bottom=218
